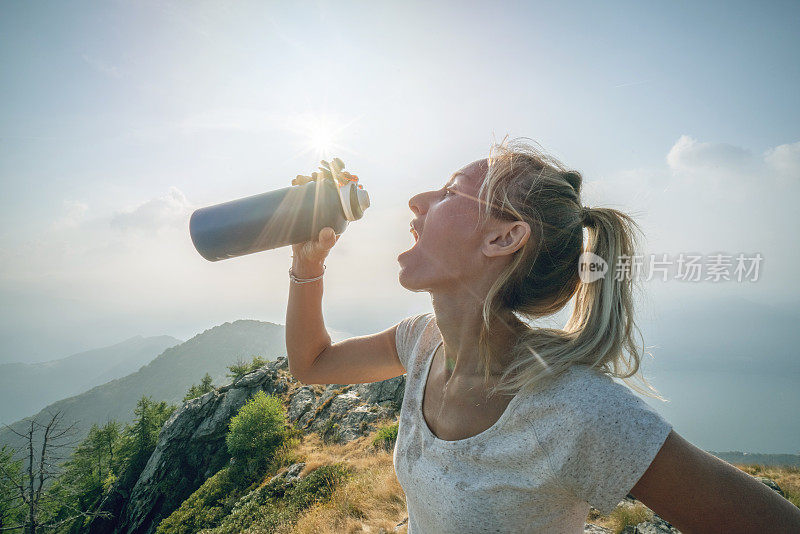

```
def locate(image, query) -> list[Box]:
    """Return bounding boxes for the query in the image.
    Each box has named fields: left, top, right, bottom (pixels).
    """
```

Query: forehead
left=448, top=159, right=488, bottom=190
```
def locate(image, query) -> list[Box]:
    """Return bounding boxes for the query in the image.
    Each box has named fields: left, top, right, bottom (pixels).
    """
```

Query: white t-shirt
left=393, top=312, right=672, bottom=534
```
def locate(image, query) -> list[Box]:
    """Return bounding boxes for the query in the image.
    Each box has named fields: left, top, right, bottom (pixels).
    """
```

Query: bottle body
left=190, top=179, right=368, bottom=262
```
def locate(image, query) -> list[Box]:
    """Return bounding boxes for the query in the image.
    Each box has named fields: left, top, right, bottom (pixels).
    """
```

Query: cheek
left=427, top=213, right=481, bottom=253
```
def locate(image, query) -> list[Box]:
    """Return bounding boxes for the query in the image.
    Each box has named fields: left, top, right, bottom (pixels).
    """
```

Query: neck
left=430, top=297, right=522, bottom=379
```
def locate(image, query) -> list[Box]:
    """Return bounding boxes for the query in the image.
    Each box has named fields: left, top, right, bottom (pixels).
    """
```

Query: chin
left=398, top=268, right=433, bottom=294
left=397, top=264, right=420, bottom=292
left=397, top=267, right=413, bottom=290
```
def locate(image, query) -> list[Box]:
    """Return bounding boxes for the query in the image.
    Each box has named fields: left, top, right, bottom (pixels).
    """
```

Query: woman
left=285, top=138, right=800, bottom=533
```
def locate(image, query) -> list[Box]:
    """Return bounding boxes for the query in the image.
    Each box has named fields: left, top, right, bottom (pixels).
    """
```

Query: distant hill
left=0, top=319, right=289, bottom=454
left=0, top=335, right=182, bottom=424
left=710, top=451, right=800, bottom=468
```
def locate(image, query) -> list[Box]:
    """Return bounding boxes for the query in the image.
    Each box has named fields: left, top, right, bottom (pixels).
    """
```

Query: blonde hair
left=474, top=136, right=661, bottom=400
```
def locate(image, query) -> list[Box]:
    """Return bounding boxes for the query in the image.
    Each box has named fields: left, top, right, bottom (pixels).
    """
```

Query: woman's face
left=397, top=158, right=493, bottom=293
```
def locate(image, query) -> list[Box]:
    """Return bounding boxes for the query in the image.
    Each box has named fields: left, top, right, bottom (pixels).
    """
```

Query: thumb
left=321, top=227, right=336, bottom=246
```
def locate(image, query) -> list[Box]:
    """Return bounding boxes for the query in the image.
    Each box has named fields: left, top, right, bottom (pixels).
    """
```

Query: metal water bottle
left=189, top=174, right=370, bottom=262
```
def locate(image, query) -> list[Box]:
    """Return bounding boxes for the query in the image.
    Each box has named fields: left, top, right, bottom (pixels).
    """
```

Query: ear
left=481, top=221, right=530, bottom=258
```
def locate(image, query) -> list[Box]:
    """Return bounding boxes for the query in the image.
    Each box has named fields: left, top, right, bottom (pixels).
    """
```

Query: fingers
left=319, top=227, right=336, bottom=249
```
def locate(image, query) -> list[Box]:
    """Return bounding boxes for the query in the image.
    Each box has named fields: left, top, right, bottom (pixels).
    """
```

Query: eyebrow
left=445, top=172, right=465, bottom=187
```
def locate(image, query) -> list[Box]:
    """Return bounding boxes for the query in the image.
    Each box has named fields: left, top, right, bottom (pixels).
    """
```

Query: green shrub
left=287, top=463, right=350, bottom=509
left=226, top=391, right=288, bottom=482
left=372, top=422, right=398, bottom=451
left=203, top=463, right=351, bottom=534
left=184, top=373, right=215, bottom=402
left=156, top=468, right=239, bottom=534
left=320, top=419, right=342, bottom=444
left=226, top=355, right=269, bottom=381
left=269, top=436, right=302, bottom=474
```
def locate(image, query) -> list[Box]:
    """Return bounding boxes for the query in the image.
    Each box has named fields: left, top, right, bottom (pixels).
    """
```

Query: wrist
left=290, top=258, right=325, bottom=279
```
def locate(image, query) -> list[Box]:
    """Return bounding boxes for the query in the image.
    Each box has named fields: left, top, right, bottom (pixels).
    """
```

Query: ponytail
left=474, top=138, right=661, bottom=400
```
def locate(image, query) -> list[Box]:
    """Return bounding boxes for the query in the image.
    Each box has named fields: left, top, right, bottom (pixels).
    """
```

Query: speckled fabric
left=393, top=312, right=672, bottom=534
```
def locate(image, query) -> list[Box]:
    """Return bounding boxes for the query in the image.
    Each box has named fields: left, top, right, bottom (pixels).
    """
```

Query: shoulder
left=395, top=312, right=435, bottom=346
left=533, top=365, right=672, bottom=514
left=527, top=364, right=670, bottom=453
left=395, top=312, right=436, bottom=370
left=540, top=364, right=655, bottom=419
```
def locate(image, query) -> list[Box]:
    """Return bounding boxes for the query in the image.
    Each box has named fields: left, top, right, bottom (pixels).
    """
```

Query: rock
left=584, top=524, right=613, bottom=533
left=283, top=462, right=305, bottom=482
left=287, top=386, right=317, bottom=426
left=757, top=476, right=785, bottom=497
left=394, top=516, right=409, bottom=532
left=306, top=388, right=382, bottom=441
left=622, top=515, right=680, bottom=534
left=355, top=375, right=405, bottom=405
left=269, top=461, right=306, bottom=484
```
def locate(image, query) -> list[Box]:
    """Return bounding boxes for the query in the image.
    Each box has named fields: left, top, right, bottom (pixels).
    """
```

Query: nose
left=408, top=191, right=427, bottom=217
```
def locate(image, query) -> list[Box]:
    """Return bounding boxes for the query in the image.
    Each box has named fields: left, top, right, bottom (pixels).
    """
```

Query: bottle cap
left=337, top=182, right=370, bottom=221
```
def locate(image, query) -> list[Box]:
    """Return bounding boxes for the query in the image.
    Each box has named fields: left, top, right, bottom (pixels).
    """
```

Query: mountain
left=0, top=319, right=289, bottom=455
left=0, top=335, right=182, bottom=424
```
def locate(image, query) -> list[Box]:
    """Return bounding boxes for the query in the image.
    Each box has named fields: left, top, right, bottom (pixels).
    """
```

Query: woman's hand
left=291, top=227, right=339, bottom=277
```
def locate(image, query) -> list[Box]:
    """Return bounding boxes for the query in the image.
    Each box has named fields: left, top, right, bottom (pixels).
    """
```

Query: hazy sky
left=1, top=0, right=799, bottom=364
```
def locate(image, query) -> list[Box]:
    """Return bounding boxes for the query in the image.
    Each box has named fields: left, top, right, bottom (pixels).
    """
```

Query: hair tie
left=580, top=206, right=592, bottom=226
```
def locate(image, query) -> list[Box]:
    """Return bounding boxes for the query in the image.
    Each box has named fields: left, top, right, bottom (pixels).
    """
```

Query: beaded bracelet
left=288, top=265, right=326, bottom=284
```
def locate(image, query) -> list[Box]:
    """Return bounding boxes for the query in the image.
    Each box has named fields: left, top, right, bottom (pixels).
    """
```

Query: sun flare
left=288, top=112, right=354, bottom=162
left=310, top=125, right=336, bottom=156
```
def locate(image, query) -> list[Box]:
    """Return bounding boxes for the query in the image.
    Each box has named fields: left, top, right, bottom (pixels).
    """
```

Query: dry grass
left=277, top=432, right=408, bottom=534
left=606, top=503, right=653, bottom=534
left=588, top=502, right=652, bottom=534
left=267, top=421, right=799, bottom=534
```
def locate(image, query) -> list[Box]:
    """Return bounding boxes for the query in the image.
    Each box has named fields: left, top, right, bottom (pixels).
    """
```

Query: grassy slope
left=278, top=435, right=800, bottom=534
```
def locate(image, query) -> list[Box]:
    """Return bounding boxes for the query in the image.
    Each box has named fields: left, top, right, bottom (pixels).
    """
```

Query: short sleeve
left=556, top=370, right=672, bottom=514
left=394, top=313, right=432, bottom=372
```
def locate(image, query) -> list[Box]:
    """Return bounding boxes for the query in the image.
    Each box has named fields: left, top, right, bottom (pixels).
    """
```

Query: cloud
left=110, top=187, right=194, bottom=233
left=51, top=199, right=89, bottom=230
left=664, top=135, right=800, bottom=196
left=666, top=135, right=756, bottom=176
left=764, top=141, right=800, bottom=184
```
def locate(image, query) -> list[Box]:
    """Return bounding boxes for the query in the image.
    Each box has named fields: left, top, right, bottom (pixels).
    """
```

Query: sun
left=309, top=123, right=337, bottom=156
left=288, top=112, right=350, bottom=162
left=282, top=110, right=362, bottom=166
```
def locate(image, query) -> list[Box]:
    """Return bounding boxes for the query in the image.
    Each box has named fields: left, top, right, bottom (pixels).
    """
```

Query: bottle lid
left=337, top=182, right=370, bottom=221
left=356, top=188, right=370, bottom=212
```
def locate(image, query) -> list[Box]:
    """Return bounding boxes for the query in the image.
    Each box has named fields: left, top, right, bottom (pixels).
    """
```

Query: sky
left=0, top=1, right=798, bottom=449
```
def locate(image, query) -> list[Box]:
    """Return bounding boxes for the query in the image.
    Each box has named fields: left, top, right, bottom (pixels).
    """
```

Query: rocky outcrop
left=621, top=516, right=680, bottom=534
left=90, top=356, right=405, bottom=534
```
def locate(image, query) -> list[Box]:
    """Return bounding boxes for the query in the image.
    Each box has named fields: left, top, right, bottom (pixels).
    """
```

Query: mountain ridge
left=0, top=319, right=289, bottom=457
left=0, top=334, right=182, bottom=424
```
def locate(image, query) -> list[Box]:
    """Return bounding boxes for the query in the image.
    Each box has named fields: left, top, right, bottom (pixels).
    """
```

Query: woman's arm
left=630, top=430, right=800, bottom=533
left=285, top=227, right=338, bottom=379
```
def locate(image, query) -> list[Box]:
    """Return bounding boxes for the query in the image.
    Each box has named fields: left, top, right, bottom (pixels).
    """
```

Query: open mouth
left=410, top=227, right=419, bottom=242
